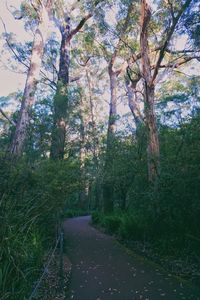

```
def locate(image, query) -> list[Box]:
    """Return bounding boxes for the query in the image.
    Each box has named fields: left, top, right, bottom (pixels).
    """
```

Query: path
left=63, top=216, right=199, bottom=300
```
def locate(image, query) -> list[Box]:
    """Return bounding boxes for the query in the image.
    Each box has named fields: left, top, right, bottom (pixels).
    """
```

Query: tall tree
left=50, top=2, right=100, bottom=159
left=140, top=0, right=193, bottom=182
left=103, top=2, right=134, bottom=213
left=9, top=0, right=52, bottom=157
left=140, top=0, right=160, bottom=183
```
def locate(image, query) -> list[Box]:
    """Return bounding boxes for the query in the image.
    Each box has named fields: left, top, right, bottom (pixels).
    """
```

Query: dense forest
left=0, top=0, right=199, bottom=299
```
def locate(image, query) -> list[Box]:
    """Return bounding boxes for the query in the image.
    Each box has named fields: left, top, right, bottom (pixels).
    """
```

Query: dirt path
left=63, top=216, right=199, bottom=300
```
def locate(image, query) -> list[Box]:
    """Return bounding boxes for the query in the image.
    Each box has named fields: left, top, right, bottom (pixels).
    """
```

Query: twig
left=0, top=108, right=16, bottom=126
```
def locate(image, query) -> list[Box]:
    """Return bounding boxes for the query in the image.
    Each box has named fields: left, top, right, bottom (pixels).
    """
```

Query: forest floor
left=63, top=216, right=200, bottom=300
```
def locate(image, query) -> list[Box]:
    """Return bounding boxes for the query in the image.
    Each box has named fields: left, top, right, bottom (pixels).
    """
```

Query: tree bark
left=50, top=17, right=70, bottom=159
left=140, top=0, right=160, bottom=183
left=125, top=79, right=143, bottom=134
left=9, top=1, right=51, bottom=157
left=103, top=60, right=118, bottom=214
left=103, top=2, right=134, bottom=212
left=50, top=13, right=93, bottom=159
left=86, top=68, right=98, bottom=165
left=107, top=66, right=117, bottom=140
left=144, top=83, right=160, bottom=182
left=78, top=94, right=87, bottom=208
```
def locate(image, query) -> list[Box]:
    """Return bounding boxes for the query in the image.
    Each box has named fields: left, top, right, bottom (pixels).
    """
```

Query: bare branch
left=69, top=76, right=82, bottom=82
left=151, top=0, right=193, bottom=84
left=0, top=108, right=16, bottom=126
left=165, top=48, right=199, bottom=54
left=76, top=57, right=91, bottom=67
left=67, top=13, right=93, bottom=42
left=152, top=56, right=199, bottom=69
left=0, top=17, right=30, bottom=69
left=1, top=17, right=57, bottom=90
left=167, top=0, right=175, bottom=21
left=109, top=2, right=134, bottom=73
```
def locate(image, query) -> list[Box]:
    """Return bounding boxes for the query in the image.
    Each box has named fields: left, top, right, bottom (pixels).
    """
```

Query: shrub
left=119, top=214, right=143, bottom=240
left=91, top=211, right=103, bottom=225
left=103, top=215, right=122, bottom=234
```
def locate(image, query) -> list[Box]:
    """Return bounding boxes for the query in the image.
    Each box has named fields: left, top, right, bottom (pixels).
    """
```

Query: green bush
left=64, top=209, right=90, bottom=218
left=118, top=214, right=143, bottom=240
left=103, top=215, right=122, bottom=234
left=91, top=211, right=103, bottom=224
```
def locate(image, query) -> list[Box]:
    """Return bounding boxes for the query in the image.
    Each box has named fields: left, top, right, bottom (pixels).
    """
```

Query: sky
left=0, top=0, right=29, bottom=96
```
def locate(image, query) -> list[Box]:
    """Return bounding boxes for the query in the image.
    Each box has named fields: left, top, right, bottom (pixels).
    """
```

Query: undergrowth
left=91, top=211, right=200, bottom=286
left=0, top=158, right=79, bottom=300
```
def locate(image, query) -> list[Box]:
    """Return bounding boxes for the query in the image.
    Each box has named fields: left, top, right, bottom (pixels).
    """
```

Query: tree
left=50, top=1, right=106, bottom=159
left=140, top=0, right=160, bottom=183
left=103, top=2, right=135, bottom=213
left=139, top=0, right=194, bottom=183
left=9, top=0, right=52, bottom=157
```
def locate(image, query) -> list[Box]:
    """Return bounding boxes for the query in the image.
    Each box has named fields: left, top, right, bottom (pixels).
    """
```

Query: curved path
left=63, top=216, right=199, bottom=300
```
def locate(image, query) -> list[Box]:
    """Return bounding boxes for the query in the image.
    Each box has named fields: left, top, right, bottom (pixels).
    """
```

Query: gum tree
left=9, top=0, right=52, bottom=157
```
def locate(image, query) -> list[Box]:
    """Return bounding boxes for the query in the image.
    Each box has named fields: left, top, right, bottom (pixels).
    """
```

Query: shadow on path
left=63, top=216, right=199, bottom=300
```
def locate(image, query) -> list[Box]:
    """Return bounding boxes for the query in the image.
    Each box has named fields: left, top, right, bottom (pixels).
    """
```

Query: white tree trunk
left=10, top=3, right=50, bottom=157
left=126, top=79, right=143, bottom=131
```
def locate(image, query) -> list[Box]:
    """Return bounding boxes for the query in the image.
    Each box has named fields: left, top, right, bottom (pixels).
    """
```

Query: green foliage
left=63, top=209, right=90, bottom=218
left=20, top=1, right=39, bottom=19
left=92, top=113, right=200, bottom=263
left=0, top=158, right=80, bottom=300
left=92, top=211, right=103, bottom=224
left=103, top=215, right=122, bottom=233
left=119, top=214, right=143, bottom=240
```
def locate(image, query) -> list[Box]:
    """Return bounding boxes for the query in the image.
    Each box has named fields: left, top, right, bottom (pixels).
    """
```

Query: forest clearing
left=0, top=0, right=200, bottom=299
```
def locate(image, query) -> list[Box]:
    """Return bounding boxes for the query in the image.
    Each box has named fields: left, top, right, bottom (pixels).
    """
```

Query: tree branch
left=151, top=0, right=193, bottom=84
left=0, top=17, right=30, bottom=69
left=109, top=2, right=134, bottom=73
left=165, top=48, right=199, bottom=54
left=0, top=108, right=16, bottom=126
left=69, top=75, right=83, bottom=82
left=152, top=56, right=199, bottom=69
left=67, top=13, right=93, bottom=42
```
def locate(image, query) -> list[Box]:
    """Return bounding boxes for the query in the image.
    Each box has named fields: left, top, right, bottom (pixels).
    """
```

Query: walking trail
left=63, top=216, right=199, bottom=300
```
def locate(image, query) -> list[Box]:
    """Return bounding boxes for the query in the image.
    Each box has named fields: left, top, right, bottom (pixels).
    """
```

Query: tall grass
left=0, top=158, right=79, bottom=300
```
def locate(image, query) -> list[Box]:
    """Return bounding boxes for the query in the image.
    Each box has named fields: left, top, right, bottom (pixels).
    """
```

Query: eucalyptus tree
left=139, top=0, right=196, bottom=183
left=9, top=0, right=52, bottom=157
left=70, top=0, right=140, bottom=212
left=50, top=0, right=104, bottom=160
left=102, top=1, right=139, bottom=213
left=120, top=0, right=198, bottom=183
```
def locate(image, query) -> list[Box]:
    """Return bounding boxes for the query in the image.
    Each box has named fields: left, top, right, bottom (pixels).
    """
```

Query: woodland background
left=0, top=0, right=199, bottom=299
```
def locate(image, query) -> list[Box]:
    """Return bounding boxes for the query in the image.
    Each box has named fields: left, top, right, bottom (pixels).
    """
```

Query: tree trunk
left=50, top=19, right=70, bottom=159
left=9, top=2, right=51, bottom=157
left=50, top=83, right=68, bottom=159
left=86, top=68, right=98, bottom=166
left=140, top=0, right=160, bottom=182
left=144, top=84, right=160, bottom=182
left=107, top=68, right=117, bottom=139
left=125, top=79, right=143, bottom=135
left=103, top=64, right=117, bottom=214
left=50, top=13, right=92, bottom=160
left=78, top=95, right=87, bottom=208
